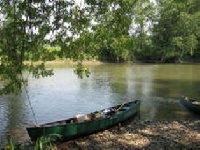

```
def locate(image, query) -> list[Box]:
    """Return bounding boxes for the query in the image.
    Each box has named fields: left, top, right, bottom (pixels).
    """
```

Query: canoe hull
left=180, top=95, right=200, bottom=114
left=27, top=100, right=141, bottom=142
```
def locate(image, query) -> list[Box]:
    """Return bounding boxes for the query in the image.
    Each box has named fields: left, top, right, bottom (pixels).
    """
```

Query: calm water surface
left=0, top=63, right=200, bottom=145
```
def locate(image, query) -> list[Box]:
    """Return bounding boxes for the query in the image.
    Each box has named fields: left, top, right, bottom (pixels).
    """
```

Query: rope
left=22, top=82, right=38, bottom=125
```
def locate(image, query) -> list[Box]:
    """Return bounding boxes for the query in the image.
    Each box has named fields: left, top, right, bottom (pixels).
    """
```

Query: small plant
left=34, top=134, right=62, bottom=150
left=5, top=136, right=15, bottom=150
left=4, top=134, right=61, bottom=150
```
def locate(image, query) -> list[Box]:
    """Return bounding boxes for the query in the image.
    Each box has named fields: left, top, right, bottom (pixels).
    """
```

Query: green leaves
left=172, top=35, right=198, bottom=56
left=111, top=36, right=132, bottom=61
left=5, top=136, right=15, bottom=150
left=74, top=62, right=90, bottom=79
left=0, top=0, right=199, bottom=95
left=151, top=0, right=199, bottom=62
left=28, top=63, right=54, bottom=79
left=0, top=0, right=75, bottom=94
left=34, top=134, right=62, bottom=150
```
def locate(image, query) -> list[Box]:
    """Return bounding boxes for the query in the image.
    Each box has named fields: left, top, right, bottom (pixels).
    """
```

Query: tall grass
left=34, top=134, right=61, bottom=150
left=5, top=134, right=62, bottom=150
left=5, top=137, right=15, bottom=150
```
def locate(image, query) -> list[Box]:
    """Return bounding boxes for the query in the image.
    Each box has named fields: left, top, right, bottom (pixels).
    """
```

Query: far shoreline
left=24, top=59, right=104, bottom=67
left=23, top=59, right=200, bottom=68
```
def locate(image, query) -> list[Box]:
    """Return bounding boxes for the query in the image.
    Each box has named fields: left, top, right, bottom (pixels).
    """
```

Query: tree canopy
left=0, top=0, right=199, bottom=94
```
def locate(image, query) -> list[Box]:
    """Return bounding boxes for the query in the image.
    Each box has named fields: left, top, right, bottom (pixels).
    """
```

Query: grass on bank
left=5, top=134, right=61, bottom=150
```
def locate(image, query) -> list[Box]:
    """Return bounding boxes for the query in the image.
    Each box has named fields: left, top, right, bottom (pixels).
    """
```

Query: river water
left=0, top=63, right=200, bottom=145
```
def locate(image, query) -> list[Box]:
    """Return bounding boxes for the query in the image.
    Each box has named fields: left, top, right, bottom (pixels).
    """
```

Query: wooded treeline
left=0, top=0, right=199, bottom=94
left=41, top=0, right=200, bottom=63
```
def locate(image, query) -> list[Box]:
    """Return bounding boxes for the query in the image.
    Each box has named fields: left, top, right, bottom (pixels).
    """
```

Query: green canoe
left=180, top=95, right=200, bottom=114
left=26, top=100, right=141, bottom=142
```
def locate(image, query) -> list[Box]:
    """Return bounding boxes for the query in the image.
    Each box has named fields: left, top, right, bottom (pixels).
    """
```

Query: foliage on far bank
left=151, top=0, right=199, bottom=63
left=48, top=0, right=199, bottom=63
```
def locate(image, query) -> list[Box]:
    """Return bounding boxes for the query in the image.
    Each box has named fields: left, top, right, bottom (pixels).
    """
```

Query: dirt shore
left=57, top=119, right=200, bottom=150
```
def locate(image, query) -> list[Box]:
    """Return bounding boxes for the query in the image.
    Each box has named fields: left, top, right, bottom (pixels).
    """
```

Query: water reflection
left=126, top=64, right=157, bottom=97
left=1, top=64, right=200, bottom=146
left=0, top=94, right=29, bottom=145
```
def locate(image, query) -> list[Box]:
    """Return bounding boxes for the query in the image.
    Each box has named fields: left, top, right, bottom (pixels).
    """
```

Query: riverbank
left=57, top=119, right=200, bottom=150
left=2, top=119, right=200, bottom=149
left=24, top=59, right=103, bottom=67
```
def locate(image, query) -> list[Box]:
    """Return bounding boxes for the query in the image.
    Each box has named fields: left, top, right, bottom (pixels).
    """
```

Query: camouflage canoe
left=26, top=100, right=141, bottom=142
left=180, top=95, right=200, bottom=114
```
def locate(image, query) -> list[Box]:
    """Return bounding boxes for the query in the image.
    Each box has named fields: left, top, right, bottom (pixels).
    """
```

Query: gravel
left=57, top=119, right=200, bottom=150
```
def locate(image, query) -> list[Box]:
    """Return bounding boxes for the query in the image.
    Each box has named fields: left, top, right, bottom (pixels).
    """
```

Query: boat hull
left=180, top=95, right=200, bottom=114
left=27, top=100, right=141, bottom=142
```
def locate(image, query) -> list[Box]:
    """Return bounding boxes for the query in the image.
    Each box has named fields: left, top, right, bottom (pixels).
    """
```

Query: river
left=0, top=63, right=200, bottom=145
